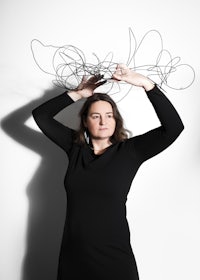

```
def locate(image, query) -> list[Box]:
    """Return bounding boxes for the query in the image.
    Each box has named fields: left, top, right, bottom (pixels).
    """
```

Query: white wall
left=1, top=1, right=199, bottom=280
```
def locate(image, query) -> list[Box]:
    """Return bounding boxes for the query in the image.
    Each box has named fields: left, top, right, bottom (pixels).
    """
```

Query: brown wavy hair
left=75, top=93, right=130, bottom=145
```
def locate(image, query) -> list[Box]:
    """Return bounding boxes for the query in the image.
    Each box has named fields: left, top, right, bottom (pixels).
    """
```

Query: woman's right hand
left=68, top=74, right=106, bottom=101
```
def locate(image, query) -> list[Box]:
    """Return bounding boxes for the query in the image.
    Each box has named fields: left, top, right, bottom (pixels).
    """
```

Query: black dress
left=32, top=85, right=184, bottom=280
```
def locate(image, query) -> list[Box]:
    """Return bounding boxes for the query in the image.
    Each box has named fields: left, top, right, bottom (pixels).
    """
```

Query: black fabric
left=32, top=85, right=184, bottom=280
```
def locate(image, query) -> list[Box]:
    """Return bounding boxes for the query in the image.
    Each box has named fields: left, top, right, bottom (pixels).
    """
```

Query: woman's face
left=84, top=101, right=116, bottom=141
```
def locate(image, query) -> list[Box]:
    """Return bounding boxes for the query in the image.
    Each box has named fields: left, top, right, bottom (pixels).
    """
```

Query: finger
left=86, top=76, right=97, bottom=85
left=78, top=75, right=88, bottom=88
left=95, top=74, right=104, bottom=80
left=115, top=63, right=124, bottom=70
left=79, top=75, right=87, bottom=84
left=87, top=75, right=104, bottom=85
left=118, top=63, right=128, bottom=69
left=112, top=73, right=121, bottom=80
left=112, top=68, right=123, bottom=78
left=116, top=68, right=123, bottom=74
left=114, top=64, right=120, bottom=71
left=94, top=79, right=107, bottom=88
left=107, top=78, right=119, bottom=83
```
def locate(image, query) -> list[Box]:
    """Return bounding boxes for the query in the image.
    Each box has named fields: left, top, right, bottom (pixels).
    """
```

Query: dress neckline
left=86, top=143, right=115, bottom=157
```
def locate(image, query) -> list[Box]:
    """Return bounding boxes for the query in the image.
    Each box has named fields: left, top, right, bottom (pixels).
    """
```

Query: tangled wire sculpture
left=31, top=28, right=195, bottom=102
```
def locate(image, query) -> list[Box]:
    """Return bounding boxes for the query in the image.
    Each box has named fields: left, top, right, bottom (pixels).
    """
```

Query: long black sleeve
left=32, top=92, right=75, bottom=153
left=32, top=86, right=184, bottom=161
left=45, top=87, right=184, bottom=280
left=128, top=85, right=184, bottom=162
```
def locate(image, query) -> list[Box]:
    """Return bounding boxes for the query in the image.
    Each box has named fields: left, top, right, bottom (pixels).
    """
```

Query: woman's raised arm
left=112, top=64, right=184, bottom=162
left=32, top=74, right=106, bottom=153
left=32, top=92, right=75, bottom=153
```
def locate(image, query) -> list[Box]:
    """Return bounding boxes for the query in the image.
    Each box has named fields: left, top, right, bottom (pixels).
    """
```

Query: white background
left=0, top=1, right=199, bottom=280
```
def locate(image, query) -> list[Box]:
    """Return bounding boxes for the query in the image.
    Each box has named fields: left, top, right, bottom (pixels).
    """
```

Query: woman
left=32, top=64, right=184, bottom=280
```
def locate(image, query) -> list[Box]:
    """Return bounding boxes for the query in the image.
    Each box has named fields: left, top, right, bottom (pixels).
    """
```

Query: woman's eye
left=92, top=115, right=99, bottom=119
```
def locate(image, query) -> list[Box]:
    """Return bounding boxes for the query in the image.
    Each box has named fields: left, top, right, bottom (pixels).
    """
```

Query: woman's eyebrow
left=90, top=112, right=113, bottom=115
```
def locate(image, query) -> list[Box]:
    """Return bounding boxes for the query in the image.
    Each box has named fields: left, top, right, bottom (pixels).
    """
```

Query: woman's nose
left=100, top=116, right=106, bottom=125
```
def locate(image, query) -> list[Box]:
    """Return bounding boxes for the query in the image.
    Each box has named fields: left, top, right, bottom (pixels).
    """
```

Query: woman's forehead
left=88, top=100, right=113, bottom=113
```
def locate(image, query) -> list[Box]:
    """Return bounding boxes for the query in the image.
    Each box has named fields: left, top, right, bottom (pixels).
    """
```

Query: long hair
left=75, top=93, right=130, bottom=145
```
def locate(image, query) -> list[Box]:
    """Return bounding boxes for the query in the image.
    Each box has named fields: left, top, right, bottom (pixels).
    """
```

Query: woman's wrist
left=67, top=90, right=83, bottom=101
left=141, top=78, right=155, bottom=91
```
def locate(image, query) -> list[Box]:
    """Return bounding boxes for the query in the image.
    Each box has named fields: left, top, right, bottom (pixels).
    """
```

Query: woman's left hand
left=112, top=63, right=155, bottom=91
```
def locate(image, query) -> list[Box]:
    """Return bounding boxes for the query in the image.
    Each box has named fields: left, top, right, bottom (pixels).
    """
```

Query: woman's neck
left=90, top=139, right=112, bottom=155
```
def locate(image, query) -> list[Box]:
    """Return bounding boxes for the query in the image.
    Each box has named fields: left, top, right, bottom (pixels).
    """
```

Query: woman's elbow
left=32, top=108, right=37, bottom=119
left=32, top=108, right=44, bottom=122
left=31, top=108, right=44, bottom=127
left=174, top=121, right=184, bottom=139
left=179, top=120, right=185, bottom=134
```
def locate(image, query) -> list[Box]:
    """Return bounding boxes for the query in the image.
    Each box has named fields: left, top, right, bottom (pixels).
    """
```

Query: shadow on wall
left=1, top=87, right=83, bottom=280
